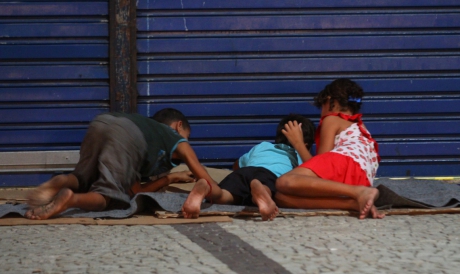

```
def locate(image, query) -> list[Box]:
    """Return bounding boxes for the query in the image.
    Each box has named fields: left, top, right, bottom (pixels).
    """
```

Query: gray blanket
left=0, top=178, right=458, bottom=219
left=374, top=178, right=460, bottom=208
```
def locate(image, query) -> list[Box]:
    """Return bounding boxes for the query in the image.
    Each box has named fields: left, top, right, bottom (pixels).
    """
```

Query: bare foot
left=25, top=188, right=74, bottom=220
left=370, top=205, right=385, bottom=219
left=250, top=180, right=279, bottom=221
left=181, top=179, right=210, bottom=219
left=356, top=187, right=381, bottom=219
left=26, top=183, right=61, bottom=207
left=26, top=174, right=76, bottom=207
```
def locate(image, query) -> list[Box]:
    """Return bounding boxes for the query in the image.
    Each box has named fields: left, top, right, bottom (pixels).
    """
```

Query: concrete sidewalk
left=1, top=214, right=459, bottom=273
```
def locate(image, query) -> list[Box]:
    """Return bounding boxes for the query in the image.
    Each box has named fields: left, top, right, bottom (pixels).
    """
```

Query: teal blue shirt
left=238, top=141, right=303, bottom=177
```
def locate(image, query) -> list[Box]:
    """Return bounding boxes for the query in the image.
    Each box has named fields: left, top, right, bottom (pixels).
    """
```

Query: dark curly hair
left=313, top=78, right=364, bottom=114
left=275, top=114, right=315, bottom=150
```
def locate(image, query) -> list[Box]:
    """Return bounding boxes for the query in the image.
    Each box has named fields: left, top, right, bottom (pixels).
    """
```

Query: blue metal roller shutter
left=0, top=1, right=109, bottom=186
left=136, top=1, right=460, bottom=177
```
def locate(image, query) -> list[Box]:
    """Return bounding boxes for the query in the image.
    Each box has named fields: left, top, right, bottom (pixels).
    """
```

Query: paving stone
left=1, top=215, right=460, bottom=273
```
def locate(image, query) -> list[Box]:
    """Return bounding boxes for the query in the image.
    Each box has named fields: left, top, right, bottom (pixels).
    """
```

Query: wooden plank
left=155, top=208, right=460, bottom=219
left=0, top=188, right=30, bottom=200
left=137, top=13, right=460, bottom=31
left=0, top=217, right=98, bottom=226
left=95, top=215, right=232, bottom=225
left=0, top=215, right=232, bottom=226
left=383, top=208, right=460, bottom=216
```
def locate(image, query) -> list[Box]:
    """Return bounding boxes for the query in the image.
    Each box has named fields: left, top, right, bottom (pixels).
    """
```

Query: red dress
left=299, top=113, right=380, bottom=186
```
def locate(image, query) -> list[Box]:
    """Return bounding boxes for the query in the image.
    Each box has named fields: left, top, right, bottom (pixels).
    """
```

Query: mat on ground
left=0, top=178, right=459, bottom=222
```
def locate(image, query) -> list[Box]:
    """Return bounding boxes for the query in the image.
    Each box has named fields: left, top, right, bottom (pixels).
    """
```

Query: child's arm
left=317, top=116, right=340, bottom=154
left=172, top=142, right=218, bottom=185
left=282, top=121, right=313, bottom=162
left=232, top=160, right=240, bottom=171
left=131, top=171, right=195, bottom=194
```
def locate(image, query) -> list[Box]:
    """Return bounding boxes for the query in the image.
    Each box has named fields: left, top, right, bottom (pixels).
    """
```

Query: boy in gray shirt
left=26, top=108, right=216, bottom=220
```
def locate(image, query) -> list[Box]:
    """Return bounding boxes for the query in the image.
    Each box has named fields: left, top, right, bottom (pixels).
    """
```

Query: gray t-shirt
left=109, top=113, right=187, bottom=178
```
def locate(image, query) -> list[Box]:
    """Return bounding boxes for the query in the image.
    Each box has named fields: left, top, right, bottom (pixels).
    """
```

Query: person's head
left=275, top=114, right=315, bottom=150
left=313, top=78, right=364, bottom=115
left=152, top=108, right=191, bottom=140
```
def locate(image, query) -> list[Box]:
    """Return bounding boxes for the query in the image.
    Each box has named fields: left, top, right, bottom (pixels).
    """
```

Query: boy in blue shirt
left=25, top=108, right=217, bottom=220
left=182, top=114, right=315, bottom=221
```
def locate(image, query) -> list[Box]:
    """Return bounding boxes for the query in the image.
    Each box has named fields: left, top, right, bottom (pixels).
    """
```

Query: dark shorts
left=72, top=114, right=147, bottom=206
left=218, top=166, right=277, bottom=206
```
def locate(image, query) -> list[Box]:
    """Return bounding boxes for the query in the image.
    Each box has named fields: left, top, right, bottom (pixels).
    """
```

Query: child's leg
left=25, top=190, right=109, bottom=220
left=275, top=191, right=356, bottom=209
left=182, top=178, right=234, bottom=219
left=26, top=174, right=79, bottom=207
left=250, top=179, right=279, bottom=221
left=275, top=192, right=384, bottom=219
left=27, top=116, right=112, bottom=208
left=276, top=168, right=383, bottom=219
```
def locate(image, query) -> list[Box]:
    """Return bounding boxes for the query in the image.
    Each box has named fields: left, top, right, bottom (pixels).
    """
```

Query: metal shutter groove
left=137, top=1, right=460, bottom=176
left=0, top=1, right=109, bottom=186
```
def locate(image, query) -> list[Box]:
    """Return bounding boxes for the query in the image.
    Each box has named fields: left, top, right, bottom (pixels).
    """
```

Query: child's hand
left=168, top=171, right=196, bottom=184
left=282, top=121, right=304, bottom=148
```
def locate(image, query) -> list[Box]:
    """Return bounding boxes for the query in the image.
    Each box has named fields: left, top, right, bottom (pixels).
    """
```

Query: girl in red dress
left=275, top=78, right=385, bottom=219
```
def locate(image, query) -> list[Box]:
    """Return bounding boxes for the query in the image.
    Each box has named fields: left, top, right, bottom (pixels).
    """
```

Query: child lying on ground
left=275, top=78, right=385, bottom=219
left=181, top=114, right=315, bottom=221
left=25, top=108, right=217, bottom=220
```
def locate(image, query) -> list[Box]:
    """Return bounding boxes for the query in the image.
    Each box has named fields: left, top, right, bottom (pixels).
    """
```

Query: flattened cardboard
left=165, top=165, right=231, bottom=192
left=0, top=188, right=30, bottom=205
left=156, top=207, right=460, bottom=219
left=0, top=215, right=232, bottom=226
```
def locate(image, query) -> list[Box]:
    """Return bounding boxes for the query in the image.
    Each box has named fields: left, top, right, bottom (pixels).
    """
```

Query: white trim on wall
left=0, top=151, right=79, bottom=173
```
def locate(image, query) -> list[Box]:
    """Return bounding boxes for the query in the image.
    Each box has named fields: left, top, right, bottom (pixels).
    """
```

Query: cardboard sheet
left=0, top=214, right=232, bottom=226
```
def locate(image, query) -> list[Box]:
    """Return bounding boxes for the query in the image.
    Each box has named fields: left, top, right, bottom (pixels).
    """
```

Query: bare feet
left=26, top=174, right=77, bottom=207
left=25, top=188, right=74, bottom=220
left=250, top=180, right=279, bottom=221
left=181, top=179, right=210, bottom=219
left=356, top=187, right=384, bottom=219
left=26, top=182, right=62, bottom=207
left=369, top=205, right=385, bottom=219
